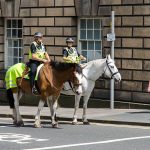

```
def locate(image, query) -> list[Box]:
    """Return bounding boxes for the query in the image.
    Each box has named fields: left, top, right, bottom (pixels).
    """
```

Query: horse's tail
left=6, top=89, right=15, bottom=109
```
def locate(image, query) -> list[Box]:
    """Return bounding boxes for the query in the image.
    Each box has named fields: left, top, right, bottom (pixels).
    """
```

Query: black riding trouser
left=29, top=61, right=40, bottom=89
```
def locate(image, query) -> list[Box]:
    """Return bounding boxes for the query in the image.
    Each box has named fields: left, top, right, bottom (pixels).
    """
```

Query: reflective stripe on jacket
left=64, top=47, right=80, bottom=64
left=29, top=41, right=46, bottom=60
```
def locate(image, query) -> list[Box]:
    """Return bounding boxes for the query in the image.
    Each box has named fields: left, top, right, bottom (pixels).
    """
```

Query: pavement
left=0, top=105, right=150, bottom=126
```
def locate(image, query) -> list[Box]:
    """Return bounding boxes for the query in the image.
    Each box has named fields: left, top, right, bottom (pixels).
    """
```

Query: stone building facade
left=0, top=0, right=150, bottom=106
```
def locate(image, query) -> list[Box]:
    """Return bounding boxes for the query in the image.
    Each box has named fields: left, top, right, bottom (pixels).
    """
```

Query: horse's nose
left=76, top=91, right=81, bottom=95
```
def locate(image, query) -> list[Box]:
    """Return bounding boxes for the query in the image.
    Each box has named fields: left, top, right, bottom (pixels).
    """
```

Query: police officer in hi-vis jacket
left=29, top=32, right=51, bottom=95
left=62, top=37, right=86, bottom=64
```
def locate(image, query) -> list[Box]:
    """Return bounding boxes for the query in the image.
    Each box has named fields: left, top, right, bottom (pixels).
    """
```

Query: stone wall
left=20, top=0, right=77, bottom=62
left=95, top=0, right=150, bottom=103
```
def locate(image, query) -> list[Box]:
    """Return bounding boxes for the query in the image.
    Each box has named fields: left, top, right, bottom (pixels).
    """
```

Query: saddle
left=19, top=63, right=43, bottom=88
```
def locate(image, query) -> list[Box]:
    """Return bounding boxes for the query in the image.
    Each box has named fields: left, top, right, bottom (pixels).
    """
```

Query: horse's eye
left=110, top=66, right=114, bottom=68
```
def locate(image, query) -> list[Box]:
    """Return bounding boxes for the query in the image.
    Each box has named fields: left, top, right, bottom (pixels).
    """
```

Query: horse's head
left=104, top=55, right=121, bottom=82
left=69, top=64, right=83, bottom=95
left=49, top=61, right=83, bottom=95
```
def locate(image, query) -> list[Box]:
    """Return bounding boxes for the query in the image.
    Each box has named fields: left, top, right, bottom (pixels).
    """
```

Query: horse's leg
left=72, top=94, right=81, bottom=125
left=18, top=90, right=23, bottom=100
left=34, top=100, right=45, bottom=128
left=82, top=94, right=91, bottom=125
left=47, top=96, right=58, bottom=128
left=12, top=108, right=17, bottom=124
left=13, top=93, right=24, bottom=126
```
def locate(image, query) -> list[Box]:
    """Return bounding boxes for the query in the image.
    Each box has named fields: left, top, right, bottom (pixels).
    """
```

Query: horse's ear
left=106, top=54, right=111, bottom=60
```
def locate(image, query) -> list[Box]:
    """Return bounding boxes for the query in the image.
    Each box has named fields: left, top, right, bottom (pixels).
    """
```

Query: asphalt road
left=0, top=118, right=150, bottom=150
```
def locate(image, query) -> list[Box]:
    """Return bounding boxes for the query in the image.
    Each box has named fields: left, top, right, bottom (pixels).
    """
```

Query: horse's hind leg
left=72, top=94, right=81, bottom=125
left=34, top=100, right=45, bottom=128
left=12, top=108, right=17, bottom=124
left=82, top=94, right=90, bottom=125
left=13, top=93, right=24, bottom=126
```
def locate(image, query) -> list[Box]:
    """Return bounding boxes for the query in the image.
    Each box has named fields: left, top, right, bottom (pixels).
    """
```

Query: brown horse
left=6, top=61, right=82, bottom=128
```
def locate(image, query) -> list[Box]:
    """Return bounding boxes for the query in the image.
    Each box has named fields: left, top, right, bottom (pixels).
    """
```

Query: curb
left=0, top=114, right=150, bottom=127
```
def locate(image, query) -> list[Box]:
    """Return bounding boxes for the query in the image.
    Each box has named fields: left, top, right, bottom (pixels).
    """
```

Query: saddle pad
left=5, top=63, right=43, bottom=90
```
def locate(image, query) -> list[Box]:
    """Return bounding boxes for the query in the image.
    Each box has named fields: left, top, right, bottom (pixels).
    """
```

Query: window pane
left=12, top=20, right=17, bottom=28
left=19, top=58, right=22, bottom=62
left=13, top=40, right=18, bottom=47
left=87, top=30, right=93, bottom=39
left=8, top=48, right=13, bottom=57
left=87, top=19, right=93, bottom=29
left=7, top=29, right=11, bottom=37
left=8, top=40, right=12, bottom=47
left=18, top=20, right=22, bottom=28
left=95, top=51, right=102, bottom=59
left=19, top=48, right=22, bottom=57
left=94, top=30, right=100, bottom=39
left=94, top=19, right=100, bottom=29
left=7, top=20, right=11, bottom=28
left=81, top=51, right=87, bottom=63
left=87, top=51, right=94, bottom=61
left=88, top=41, right=94, bottom=50
left=14, top=48, right=18, bottom=57
left=8, top=57, right=13, bottom=66
left=19, top=39, right=22, bottom=47
left=18, top=29, right=22, bottom=38
left=95, top=41, right=101, bottom=50
left=80, top=19, right=86, bottom=29
left=13, top=58, right=18, bottom=64
left=80, top=30, right=86, bottom=39
left=12, top=29, right=17, bottom=37
left=81, top=41, right=87, bottom=50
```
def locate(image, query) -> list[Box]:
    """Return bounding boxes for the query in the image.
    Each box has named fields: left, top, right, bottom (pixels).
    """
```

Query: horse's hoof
left=72, top=121, right=78, bottom=125
left=13, top=120, right=17, bottom=125
left=83, top=121, right=90, bottom=125
left=34, top=123, right=42, bottom=128
left=52, top=123, right=58, bottom=128
left=16, top=120, right=24, bottom=127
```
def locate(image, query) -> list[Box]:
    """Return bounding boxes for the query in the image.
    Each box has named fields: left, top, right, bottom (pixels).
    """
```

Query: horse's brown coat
left=15, top=62, right=79, bottom=100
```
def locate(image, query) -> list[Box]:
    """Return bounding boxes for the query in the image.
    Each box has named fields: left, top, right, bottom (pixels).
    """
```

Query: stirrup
left=32, top=86, right=39, bottom=95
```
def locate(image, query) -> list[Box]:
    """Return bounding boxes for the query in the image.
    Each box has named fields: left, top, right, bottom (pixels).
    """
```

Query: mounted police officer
left=29, top=32, right=51, bottom=95
left=63, top=37, right=86, bottom=64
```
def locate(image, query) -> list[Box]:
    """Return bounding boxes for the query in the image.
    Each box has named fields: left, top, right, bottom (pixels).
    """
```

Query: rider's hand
left=81, top=57, right=86, bottom=61
left=42, top=59, right=49, bottom=63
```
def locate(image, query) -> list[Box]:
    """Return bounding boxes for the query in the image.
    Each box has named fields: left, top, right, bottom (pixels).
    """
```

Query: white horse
left=35, top=55, right=121, bottom=126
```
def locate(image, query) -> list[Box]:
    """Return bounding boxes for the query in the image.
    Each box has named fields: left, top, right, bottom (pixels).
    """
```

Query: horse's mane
left=83, top=58, right=106, bottom=69
left=49, top=60, right=82, bottom=74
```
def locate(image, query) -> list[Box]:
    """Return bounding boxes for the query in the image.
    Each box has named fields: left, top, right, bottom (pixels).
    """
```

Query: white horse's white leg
left=47, top=96, right=58, bottom=128
left=13, top=93, right=23, bottom=126
left=82, top=94, right=90, bottom=125
left=12, top=108, right=17, bottom=124
left=72, top=94, right=81, bottom=125
left=18, top=90, right=23, bottom=100
left=34, top=100, right=45, bottom=128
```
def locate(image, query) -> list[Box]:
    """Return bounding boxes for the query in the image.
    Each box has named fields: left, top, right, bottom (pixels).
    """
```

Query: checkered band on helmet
left=34, top=32, right=43, bottom=37
left=66, top=37, right=74, bottom=43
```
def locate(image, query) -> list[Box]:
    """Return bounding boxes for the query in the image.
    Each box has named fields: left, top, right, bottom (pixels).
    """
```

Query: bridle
left=103, top=59, right=119, bottom=79
left=63, top=73, right=82, bottom=95
left=71, top=72, right=83, bottom=94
